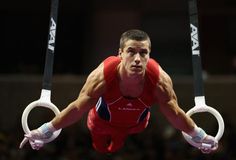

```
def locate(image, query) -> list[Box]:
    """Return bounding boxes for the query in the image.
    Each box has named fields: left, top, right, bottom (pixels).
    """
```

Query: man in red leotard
left=86, top=55, right=159, bottom=152
left=20, top=29, right=218, bottom=154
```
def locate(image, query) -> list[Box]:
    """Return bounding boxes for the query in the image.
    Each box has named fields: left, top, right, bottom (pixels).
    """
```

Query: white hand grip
left=21, top=100, right=62, bottom=143
left=182, top=105, right=224, bottom=149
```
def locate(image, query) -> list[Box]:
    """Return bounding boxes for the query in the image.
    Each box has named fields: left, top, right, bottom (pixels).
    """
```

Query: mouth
left=131, top=65, right=142, bottom=71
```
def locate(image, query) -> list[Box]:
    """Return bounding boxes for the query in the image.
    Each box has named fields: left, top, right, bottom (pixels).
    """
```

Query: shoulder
left=82, top=62, right=106, bottom=98
left=146, top=58, right=160, bottom=85
left=87, top=56, right=119, bottom=83
left=103, top=56, right=121, bottom=84
left=103, top=56, right=121, bottom=64
left=154, top=66, right=175, bottom=102
left=158, top=66, right=173, bottom=87
left=86, top=56, right=120, bottom=92
left=145, top=58, right=172, bottom=87
left=103, top=56, right=121, bottom=71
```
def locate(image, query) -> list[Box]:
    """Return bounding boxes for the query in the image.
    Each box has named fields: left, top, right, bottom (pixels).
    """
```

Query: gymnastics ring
left=21, top=89, right=62, bottom=143
left=182, top=104, right=224, bottom=149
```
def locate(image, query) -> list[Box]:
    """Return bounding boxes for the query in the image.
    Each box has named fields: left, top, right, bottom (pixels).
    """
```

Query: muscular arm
left=51, top=63, right=106, bottom=130
left=154, top=66, right=195, bottom=134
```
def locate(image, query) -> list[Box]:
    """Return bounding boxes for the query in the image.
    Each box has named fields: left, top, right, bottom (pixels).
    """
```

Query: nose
left=134, top=54, right=141, bottom=64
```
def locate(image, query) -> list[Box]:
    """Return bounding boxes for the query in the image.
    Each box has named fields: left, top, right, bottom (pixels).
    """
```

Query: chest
left=104, top=83, right=155, bottom=108
left=119, top=84, right=143, bottom=98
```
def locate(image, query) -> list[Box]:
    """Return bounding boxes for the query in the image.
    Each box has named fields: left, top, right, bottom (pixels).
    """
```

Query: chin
left=129, top=71, right=144, bottom=77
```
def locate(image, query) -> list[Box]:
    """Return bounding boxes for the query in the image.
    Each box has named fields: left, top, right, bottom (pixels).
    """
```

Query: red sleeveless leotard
left=87, top=56, right=160, bottom=134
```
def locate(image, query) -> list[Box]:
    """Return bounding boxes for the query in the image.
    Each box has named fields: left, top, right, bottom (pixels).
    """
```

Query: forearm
left=160, top=101, right=196, bottom=134
left=51, top=102, right=83, bottom=130
left=162, top=105, right=210, bottom=143
left=169, top=109, right=196, bottom=134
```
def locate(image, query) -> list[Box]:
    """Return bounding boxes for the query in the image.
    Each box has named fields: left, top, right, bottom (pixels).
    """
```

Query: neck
left=117, top=64, right=145, bottom=98
left=118, top=64, right=144, bottom=85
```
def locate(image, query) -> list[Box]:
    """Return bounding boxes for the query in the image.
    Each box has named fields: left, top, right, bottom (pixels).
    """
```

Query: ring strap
left=42, top=0, right=59, bottom=90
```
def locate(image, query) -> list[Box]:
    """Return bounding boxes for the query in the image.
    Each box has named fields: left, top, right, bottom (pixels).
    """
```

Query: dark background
left=1, top=0, right=236, bottom=75
left=0, top=0, right=236, bottom=159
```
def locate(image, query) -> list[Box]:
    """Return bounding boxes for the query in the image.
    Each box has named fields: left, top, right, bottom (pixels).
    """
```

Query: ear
left=118, top=48, right=122, bottom=58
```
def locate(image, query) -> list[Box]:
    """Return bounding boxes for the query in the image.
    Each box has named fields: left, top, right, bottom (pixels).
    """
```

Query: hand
left=199, top=135, right=218, bottom=154
left=19, top=122, right=56, bottom=150
left=191, top=126, right=218, bottom=154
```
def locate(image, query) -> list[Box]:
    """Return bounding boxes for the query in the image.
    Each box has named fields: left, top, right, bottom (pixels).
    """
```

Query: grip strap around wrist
left=39, top=122, right=56, bottom=138
left=189, top=126, right=207, bottom=142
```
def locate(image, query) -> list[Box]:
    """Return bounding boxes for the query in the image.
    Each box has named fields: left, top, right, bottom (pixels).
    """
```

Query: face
left=119, top=39, right=150, bottom=77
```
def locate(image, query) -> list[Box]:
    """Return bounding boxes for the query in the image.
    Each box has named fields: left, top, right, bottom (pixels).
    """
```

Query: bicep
left=154, top=67, right=195, bottom=131
left=154, top=67, right=181, bottom=115
left=74, top=63, right=105, bottom=110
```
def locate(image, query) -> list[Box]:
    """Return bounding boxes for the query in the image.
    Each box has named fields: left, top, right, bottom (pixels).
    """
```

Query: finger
left=210, top=145, right=218, bottom=151
left=19, top=137, right=29, bottom=149
left=35, top=140, right=44, bottom=149
left=32, top=144, right=38, bottom=150
left=24, top=134, right=32, bottom=139
left=213, top=140, right=218, bottom=148
left=201, top=146, right=215, bottom=154
left=32, top=143, right=41, bottom=150
left=24, top=134, right=37, bottom=142
left=29, top=141, right=38, bottom=150
left=201, top=149, right=211, bottom=154
left=30, top=139, right=44, bottom=150
left=201, top=143, right=212, bottom=149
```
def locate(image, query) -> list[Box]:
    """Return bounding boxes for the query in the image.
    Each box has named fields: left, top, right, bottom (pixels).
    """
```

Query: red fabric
left=87, top=108, right=127, bottom=153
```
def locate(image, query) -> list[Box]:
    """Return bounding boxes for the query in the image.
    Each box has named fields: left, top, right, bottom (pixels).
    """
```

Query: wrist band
left=39, top=122, right=56, bottom=138
left=189, top=126, right=207, bottom=142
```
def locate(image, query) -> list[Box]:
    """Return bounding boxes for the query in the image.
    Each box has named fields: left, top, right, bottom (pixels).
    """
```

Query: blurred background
left=0, top=0, right=235, bottom=159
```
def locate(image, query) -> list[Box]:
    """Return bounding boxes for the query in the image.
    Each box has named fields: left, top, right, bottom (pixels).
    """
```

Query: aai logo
left=190, top=24, right=200, bottom=56
left=48, top=18, right=56, bottom=51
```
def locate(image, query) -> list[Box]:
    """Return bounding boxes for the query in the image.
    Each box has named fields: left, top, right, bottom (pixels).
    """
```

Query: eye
left=127, top=49, right=136, bottom=55
left=139, top=50, right=148, bottom=57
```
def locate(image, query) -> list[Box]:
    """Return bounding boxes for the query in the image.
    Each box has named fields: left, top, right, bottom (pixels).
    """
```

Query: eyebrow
left=139, top=49, right=148, bottom=53
left=127, top=47, right=148, bottom=52
left=127, top=47, right=135, bottom=50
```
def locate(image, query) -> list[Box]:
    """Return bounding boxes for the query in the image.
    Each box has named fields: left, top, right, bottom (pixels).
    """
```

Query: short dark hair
left=119, top=29, right=151, bottom=50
